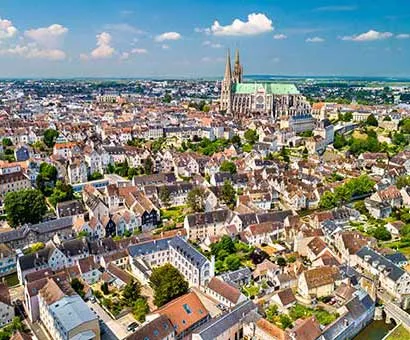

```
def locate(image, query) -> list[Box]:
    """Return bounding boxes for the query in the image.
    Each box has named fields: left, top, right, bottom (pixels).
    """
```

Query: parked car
left=127, top=322, right=138, bottom=332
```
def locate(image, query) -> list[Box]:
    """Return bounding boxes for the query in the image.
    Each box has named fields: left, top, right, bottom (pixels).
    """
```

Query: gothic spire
left=224, top=49, right=232, bottom=82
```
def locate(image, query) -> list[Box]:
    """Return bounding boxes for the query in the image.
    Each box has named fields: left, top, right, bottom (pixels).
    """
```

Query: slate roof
left=169, top=236, right=208, bottom=268
left=192, top=300, right=256, bottom=339
left=128, top=237, right=173, bottom=257
left=356, top=246, right=405, bottom=282
left=186, top=209, right=231, bottom=228
left=126, top=315, right=174, bottom=340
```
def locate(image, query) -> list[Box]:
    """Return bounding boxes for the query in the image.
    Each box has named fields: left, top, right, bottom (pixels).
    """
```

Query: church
left=220, top=50, right=312, bottom=120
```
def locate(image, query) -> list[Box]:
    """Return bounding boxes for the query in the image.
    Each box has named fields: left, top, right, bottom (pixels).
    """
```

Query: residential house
left=203, top=277, right=247, bottom=308
left=0, top=283, right=14, bottom=327
left=298, top=266, right=341, bottom=299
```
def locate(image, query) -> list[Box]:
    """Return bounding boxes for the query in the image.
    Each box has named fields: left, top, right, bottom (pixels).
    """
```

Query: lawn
left=289, top=303, right=339, bottom=326
left=160, top=206, right=186, bottom=224
left=383, top=240, right=410, bottom=258
left=386, top=325, right=410, bottom=340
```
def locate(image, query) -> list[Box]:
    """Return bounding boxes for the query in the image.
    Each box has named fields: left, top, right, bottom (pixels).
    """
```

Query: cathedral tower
left=232, top=49, right=243, bottom=83
left=220, top=49, right=232, bottom=113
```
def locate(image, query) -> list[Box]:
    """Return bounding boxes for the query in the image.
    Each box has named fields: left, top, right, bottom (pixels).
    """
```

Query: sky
left=0, top=0, right=409, bottom=78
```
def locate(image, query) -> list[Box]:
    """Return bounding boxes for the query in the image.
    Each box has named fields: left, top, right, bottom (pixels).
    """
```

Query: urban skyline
left=0, top=0, right=410, bottom=77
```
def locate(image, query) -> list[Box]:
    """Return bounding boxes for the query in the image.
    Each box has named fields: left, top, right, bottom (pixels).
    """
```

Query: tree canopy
left=221, top=180, right=236, bottom=209
left=149, top=264, right=189, bottom=307
left=43, top=129, right=59, bottom=148
left=49, top=180, right=74, bottom=207
left=220, top=161, right=237, bottom=174
left=187, top=187, right=205, bottom=213
left=244, top=129, right=259, bottom=144
left=4, top=189, right=47, bottom=227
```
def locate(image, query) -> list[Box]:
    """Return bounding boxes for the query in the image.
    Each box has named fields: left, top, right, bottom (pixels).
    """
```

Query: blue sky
left=0, top=0, right=409, bottom=77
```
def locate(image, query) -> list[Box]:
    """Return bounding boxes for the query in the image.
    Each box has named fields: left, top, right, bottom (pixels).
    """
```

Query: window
left=183, top=303, right=192, bottom=314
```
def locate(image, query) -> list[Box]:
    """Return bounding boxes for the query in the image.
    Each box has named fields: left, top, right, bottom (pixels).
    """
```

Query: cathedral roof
left=232, top=83, right=300, bottom=95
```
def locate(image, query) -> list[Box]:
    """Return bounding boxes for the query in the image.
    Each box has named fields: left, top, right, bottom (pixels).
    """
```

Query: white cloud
left=104, top=23, right=143, bottom=34
left=341, top=30, right=393, bottom=41
left=209, top=13, right=273, bottom=36
left=25, top=24, right=68, bottom=47
left=202, top=40, right=223, bottom=48
left=306, top=36, right=325, bottom=43
left=396, top=33, right=410, bottom=39
left=161, top=44, right=170, bottom=49
left=0, top=43, right=66, bottom=60
left=155, top=32, right=181, bottom=42
left=273, top=34, right=287, bottom=40
left=130, top=48, right=147, bottom=54
left=91, top=32, right=115, bottom=59
left=0, top=18, right=18, bottom=39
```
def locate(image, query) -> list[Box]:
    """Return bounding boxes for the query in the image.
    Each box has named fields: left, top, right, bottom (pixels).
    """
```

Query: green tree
left=187, top=187, right=205, bottom=213
left=88, top=171, right=104, bottom=181
left=230, top=135, right=241, bottom=146
left=149, top=264, right=189, bottom=307
left=101, top=282, right=110, bottom=295
left=319, top=191, right=338, bottom=209
left=276, top=256, right=287, bottom=267
left=221, top=180, right=236, bottom=209
left=162, top=93, right=172, bottom=103
left=159, top=186, right=171, bottom=208
left=224, top=254, right=241, bottom=271
left=279, top=314, right=293, bottom=329
left=396, top=176, right=410, bottom=189
left=280, top=146, right=290, bottom=163
left=133, top=297, right=149, bottom=322
left=37, top=162, right=58, bottom=195
left=4, top=189, right=47, bottom=227
left=122, top=280, right=142, bottom=305
left=333, top=133, right=347, bottom=149
left=49, top=181, right=74, bottom=207
left=366, top=114, right=378, bottom=127
left=210, top=235, right=236, bottom=256
left=220, top=161, right=237, bottom=174
left=266, top=304, right=278, bottom=322
left=373, top=226, right=392, bottom=241
left=244, top=129, right=259, bottom=144
left=2, top=138, right=12, bottom=147
left=71, top=278, right=85, bottom=298
left=144, top=157, right=153, bottom=175
left=43, top=129, right=59, bottom=148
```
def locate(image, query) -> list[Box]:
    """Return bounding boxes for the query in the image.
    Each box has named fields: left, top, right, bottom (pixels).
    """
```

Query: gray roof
left=385, top=252, right=408, bottom=265
left=50, top=295, right=97, bottom=333
left=218, top=267, right=252, bottom=287
left=193, top=301, right=256, bottom=339
left=128, top=237, right=174, bottom=257
left=169, top=236, right=209, bottom=268
left=256, top=210, right=292, bottom=224
left=356, top=246, right=405, bottom=282
left=18, top=246, right=55, bottom=271
left=186, top=209, right=231, bottom=228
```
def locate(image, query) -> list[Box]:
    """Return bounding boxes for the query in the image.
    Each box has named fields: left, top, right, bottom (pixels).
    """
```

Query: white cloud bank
left=208, top=13, right=273, bottom=36
left=155, top=32, right=181, bottom=42
left=341, top=30, right=393, bottom=41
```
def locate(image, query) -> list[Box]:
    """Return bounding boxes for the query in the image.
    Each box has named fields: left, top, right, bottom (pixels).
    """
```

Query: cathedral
left=220, top=50, right=312, bottom=119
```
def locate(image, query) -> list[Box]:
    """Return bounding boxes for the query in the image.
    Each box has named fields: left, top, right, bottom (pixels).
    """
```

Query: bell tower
left=232, top=49, right=243, bottom=84
left=220, top=49, right=232, bottom=113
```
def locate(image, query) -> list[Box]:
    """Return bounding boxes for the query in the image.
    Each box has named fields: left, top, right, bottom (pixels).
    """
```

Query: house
left=14, top=146, right=30, bottom=162
left=334, top=231, right=375, bottom=265
left=364, top=198, right=391, bottom=219
left=0, top=243, right=17, bottom=277
left=106, top=263, right=134, bottom=289
left=126, top=314, right=174, bottom=340
left=77, top=256, right=102, bottom=284
left=184, top=209, right=232, bottom=241
left=203, top=277, right=247, bottom=308
left=385, top=221, right=406, bottom=239
left=369, top=185, right=402, bottom=208
left=306, top=237, right=329, bottom=262
left=155, top=292, right=210, bottom=340
left=289, top=316, right=321, bottom=340
left=252, top=259, right=281, bottom=281
left=298, top=266, right=341, bottom=299
left=385, top=252, right=408, bottom=267
left=218, top=267, right=252, bottom=288
left=271, top=288, right=296, bottom=310
left=272, top=273, right=297, bottom=291
left=355, top=246, right=410, bottom=308
left=38, top=278, right=100, bottom=340
left=192, top=300, right=257, bottom=340
left=0, top=283, right=14, bottom=327
left=242, top=222, right=284, bottom=246
left=56, top=200, right=86, bottom=219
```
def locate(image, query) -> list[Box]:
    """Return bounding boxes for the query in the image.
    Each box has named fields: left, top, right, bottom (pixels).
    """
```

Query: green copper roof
left=232, top=83, right=300, bottom=95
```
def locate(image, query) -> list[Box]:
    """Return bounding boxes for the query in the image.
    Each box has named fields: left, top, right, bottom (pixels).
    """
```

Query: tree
left=244, top=129, right=259, bottom=144
left=211, top=235, right=236, bottom=256
left=333, top=133, right=347, bottom=149
left=159, top=186, right=171, bottom=208
left=133, top=297, right=149, bottom=322
left=366, top=114, right=378, bottom=127
left=71, top=278, right=85, bottom=298
left=2, top=138, right=12, bottom=147
left=101, top=282, right=110, bottom=295
left=37, top=162, right=58, bottom=195
left=373, top=226, right=392, bottom=241
left=187, top=187, right=205, bottom=213
left=279, top=314, right=293, bottom=329
left=149, top=264, right=189, bottom=307
left=319, top=191, right=338, bottom=209
left=144, top=157, right=153, bottom=175
left=276, top=256, right=287, bottom=267
left=122, top=280, right=142, bottom=305
left=230, top=135, right=241, bottom=146
left=43, top=129, right=59, bottom=148
left=224, top=254, right=241, bottom=271
left=162, top=93, right=172, bottom=103
left=49, top=181, right=74, bottom=207
left=220, top=161, right=237, bottom=174
left=4, top=189, right=47, bottom=227
left=396, top=176, right=410, bottom=189
left=383, top=116, right=392, bottom=121
left=221, top=180, right=236, bottom=209
left=88, top=171, right=104, bottom=181
left=280, top=146, right=290, bottom=163
left=266, top=304, right=278, bottom=322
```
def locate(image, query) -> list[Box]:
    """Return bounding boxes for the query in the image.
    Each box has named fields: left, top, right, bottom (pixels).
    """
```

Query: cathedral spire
left=224, top=49, right=232, bottom=82
left=233, top=48, right=243, bottom=83
left=234, top=48, right=240, bottom=66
